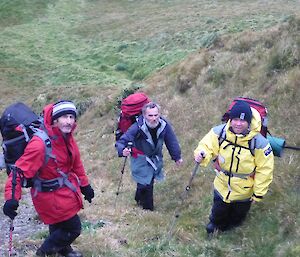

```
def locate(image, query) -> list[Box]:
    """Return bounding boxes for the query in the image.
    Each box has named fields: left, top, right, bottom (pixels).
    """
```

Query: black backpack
left=0, top=102, right=52, bottom=175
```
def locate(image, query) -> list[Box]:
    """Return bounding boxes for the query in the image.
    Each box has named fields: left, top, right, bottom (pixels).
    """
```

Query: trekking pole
left=166, top=161, right=200, bottom=241
left=8, top=167, right=17, bottom=257
left=114, top=142, right=133, bottom=208
left=284, top=145, right=300, bottom=151
left=8, top=220, right=14, bottom=257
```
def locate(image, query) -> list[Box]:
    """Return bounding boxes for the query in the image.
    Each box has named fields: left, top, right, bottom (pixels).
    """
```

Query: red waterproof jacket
left=4, top=103, right=89, bottom=224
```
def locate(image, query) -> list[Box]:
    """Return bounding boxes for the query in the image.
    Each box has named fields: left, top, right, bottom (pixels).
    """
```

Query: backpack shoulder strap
left=214, top=124, right=227, bottom=146
left=216, top=124, right=257, bottom=156
left=249, top=133, right=270, bottom=156
left=250, top=133, right=269, bottom=155
left=249, top=137, right=256, bottom=156
left=31, top=128, right=53, bottom=164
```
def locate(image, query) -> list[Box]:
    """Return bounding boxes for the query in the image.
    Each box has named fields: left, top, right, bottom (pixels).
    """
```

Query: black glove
left=80, top=185, right=95, bottom=203
left=3, top=199, right=19, bottom=220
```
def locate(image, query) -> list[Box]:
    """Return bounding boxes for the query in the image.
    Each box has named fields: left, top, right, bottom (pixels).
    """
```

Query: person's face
left=144, top=107, right=160, bottom=128
left=230, top=118, right=249, bottom=134
left=53, top=114, right=76, bottom=134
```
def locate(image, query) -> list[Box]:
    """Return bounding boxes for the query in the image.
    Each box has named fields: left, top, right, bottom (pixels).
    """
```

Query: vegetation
left=0, top=1, right=299, bottom=256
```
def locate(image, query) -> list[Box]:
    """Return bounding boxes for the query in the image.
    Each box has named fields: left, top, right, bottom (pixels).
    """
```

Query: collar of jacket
left=139, top=117, right=167, bottom=147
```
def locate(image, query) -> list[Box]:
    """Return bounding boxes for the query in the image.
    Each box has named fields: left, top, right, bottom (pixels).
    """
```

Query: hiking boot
left=142, top=205, right=154, bottom=211
left=135, top=199, right=142, bottom=207
left=64, top=250, right=83, bottom=257
left=36, top=247, right=60, bottom=257
left=35, top=248, right=46, bottom=257
left=206, top=222, right=218, bottom=234
left=59, top=246, right=83, bottom=257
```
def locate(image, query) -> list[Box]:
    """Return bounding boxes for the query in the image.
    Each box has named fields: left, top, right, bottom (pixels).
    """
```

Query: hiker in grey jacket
left=115, top=102, right=183, bottom=210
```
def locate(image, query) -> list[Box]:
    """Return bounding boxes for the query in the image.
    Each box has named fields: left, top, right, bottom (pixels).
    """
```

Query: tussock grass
left=1, top=0, right=299, bottom=92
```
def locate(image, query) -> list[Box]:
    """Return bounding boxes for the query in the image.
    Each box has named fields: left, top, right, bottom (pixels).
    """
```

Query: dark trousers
left=40, top=214, right=82, bottom=254
left=209, top=191, right=252, bottom=231
left=135, top=178, right=154, bottom=211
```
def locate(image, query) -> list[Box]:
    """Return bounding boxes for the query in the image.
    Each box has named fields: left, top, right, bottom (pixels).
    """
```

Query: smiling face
left=144, top=106, right=160, bottom=128
left=230, top=118, right=249, bottom=134
left=53, top=114, right=76, bottom=134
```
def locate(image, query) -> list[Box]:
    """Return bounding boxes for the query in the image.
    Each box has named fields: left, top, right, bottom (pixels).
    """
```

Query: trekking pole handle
left=127, top=141, right=133, bottom=150
left=195, top=151, right=205, bottom=163
left=122, top=142, right=133, bottom=157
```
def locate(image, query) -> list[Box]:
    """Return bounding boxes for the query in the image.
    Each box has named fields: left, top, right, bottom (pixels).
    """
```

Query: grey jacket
left=115, top=115, right=181, bottom=185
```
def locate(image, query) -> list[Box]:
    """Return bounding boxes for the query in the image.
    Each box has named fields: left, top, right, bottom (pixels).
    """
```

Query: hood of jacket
left=225, top=107, right=262, bottom=142
left=42, top=103, right=77, bottom=137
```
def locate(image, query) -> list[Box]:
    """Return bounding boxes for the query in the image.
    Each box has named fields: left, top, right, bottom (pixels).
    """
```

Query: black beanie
left=229, top=101, right=252, bottom=124
left=52, top=100, right=77, bottom=121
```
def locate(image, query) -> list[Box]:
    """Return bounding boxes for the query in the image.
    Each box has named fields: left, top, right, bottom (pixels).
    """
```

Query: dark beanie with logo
left=52, top=100, right=77, bottom=121
left=229, top=101, right=252, bottom=124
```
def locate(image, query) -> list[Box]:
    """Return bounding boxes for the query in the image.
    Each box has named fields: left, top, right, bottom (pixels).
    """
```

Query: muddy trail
left=0, top=191, right=47, bottom=256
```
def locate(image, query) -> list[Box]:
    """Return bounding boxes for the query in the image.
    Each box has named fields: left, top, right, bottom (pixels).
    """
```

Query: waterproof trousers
left=135, top=178, right=154, bottom=211
left=40, top=214, right=82, bottom=254
left=209, top=190, right=252, bottom=231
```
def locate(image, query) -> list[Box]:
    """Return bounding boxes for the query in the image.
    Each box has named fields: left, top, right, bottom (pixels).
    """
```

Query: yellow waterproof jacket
left=194, top=108, right=274, bottom=203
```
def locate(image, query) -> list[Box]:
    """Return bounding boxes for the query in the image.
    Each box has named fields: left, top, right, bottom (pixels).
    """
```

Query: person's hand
left=175, top=158, right=183, bottom=166
left=80, top=185, right=95, bottom=203
left=195, top=151, right=206, bottom=163
left=122, top=147, right=131, bottom=157
left=3, top=199, right=19, bottom=220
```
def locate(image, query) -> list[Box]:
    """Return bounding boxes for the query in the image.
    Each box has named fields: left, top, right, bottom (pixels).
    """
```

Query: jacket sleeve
left=164, top=123, right=181, bottom=161
left=193, top=128, right=220, bottom=167
left=71, top=139, right=89, bottom=187
left=5, top=136, right=45, bottom=200
left=252, top=144, right=274, bottom=202
left=115, top=123, right=139, bottom=157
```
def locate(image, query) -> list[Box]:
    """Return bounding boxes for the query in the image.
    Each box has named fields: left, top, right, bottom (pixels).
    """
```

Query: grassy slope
left=0, top=0, right=298, bottom=93
left=0, top=1, right=300, bottom=257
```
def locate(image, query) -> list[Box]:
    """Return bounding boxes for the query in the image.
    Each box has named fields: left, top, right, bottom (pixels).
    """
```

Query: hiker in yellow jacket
left=194, top=101, right=274, bottom=234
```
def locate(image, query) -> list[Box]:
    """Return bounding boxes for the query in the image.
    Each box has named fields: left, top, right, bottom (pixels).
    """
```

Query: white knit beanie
left=52, top=100, right=77, bottom=121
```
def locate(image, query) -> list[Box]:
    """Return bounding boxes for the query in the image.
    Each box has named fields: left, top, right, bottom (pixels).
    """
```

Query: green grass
left=0, top=0, right=56, bottom=28
left=0, top=0, right=298, bottom=89
left=0, top=1, right=299, bottom=257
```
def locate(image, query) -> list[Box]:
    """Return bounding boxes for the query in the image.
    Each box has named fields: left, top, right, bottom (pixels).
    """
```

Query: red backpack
left=222, top=97, right=268, bottom=137
left=115, top=92, right=150, bottom=140
left=216, top=97, right=269, bottom=158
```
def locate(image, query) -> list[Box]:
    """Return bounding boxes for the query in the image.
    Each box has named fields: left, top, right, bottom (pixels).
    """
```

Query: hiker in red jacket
left=3, top=100, right=94, bottom=257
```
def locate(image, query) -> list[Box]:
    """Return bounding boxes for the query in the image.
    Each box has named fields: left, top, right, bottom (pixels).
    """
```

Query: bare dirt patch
left=0, top=192, right=47, bottom=256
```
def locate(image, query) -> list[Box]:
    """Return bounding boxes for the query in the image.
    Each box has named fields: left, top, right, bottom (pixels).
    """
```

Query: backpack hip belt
left=215, top=168, right=255, bottom=179
left=33, top=171, right=77, bottom=195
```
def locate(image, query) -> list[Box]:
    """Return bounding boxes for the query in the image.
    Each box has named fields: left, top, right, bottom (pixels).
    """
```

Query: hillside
left=0, top=1, right=300, bottom=257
